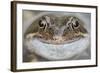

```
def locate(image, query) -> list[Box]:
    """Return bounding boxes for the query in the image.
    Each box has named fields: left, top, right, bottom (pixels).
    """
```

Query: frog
left=25, top=15, right=88, bottom=44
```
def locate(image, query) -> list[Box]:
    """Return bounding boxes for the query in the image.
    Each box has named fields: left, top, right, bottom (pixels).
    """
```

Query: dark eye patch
left=74, top=21, right=79, bottom=27
left=39, top=20, right=44, bottom=27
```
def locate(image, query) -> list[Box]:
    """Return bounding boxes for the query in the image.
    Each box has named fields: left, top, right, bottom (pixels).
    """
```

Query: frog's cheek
left=25, top=34, right=89, bottom=60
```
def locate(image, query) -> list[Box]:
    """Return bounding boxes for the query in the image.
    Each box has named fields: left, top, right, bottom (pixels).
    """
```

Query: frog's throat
left=25, top=34, right=89, bottom=60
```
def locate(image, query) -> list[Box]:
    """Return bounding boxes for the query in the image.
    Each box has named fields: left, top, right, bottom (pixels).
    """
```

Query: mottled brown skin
left=63, top=25, right=87, bottom=40
left=62, top=16, right=87, bottom=41
left=26, top=15, right=88, bottom=44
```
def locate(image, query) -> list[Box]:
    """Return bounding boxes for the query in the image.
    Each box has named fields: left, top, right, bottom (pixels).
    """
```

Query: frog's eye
left=73, top=21, right=80, bottom=28
left=39, top=20, right=46, bottom=27
left=39, top=19, right=47, bottom=30
left=39, top=16, right=53, bottom=29
left=65, top=17, right=80, bottom=30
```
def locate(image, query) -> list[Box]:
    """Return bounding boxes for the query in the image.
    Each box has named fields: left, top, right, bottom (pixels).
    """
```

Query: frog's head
left=26, top=15, right=88, bottom=44
left=25, top=15, right=89, bottom=60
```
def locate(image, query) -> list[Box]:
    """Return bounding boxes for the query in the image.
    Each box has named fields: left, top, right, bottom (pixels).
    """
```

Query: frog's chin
left=25, top=35, right=89, bottom=60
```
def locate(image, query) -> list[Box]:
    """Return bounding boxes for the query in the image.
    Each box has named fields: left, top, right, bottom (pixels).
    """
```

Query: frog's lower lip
left=25, top=34, right=89, bottom=60
left=35, top=33, right=87, bottom=45
left=38, top=36, right=83, bottom=45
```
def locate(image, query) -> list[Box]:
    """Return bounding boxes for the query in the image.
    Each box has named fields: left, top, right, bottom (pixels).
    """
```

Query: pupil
left=39, top=20, right=44, bottom=27
left=40, top=23, right=44, bottom=27
left=74, top=21, right=79, bottom=27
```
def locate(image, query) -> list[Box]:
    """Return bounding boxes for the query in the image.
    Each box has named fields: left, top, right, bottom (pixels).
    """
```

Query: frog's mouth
left=26, top=32, right=87, bottom=45
left=41, top=34, right=86, bottom=45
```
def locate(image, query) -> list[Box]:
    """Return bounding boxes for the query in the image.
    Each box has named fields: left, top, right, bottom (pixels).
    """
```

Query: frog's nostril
left=53, top=36, right=58, bottom=40
left=53, top=36, right=62, bottom=40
